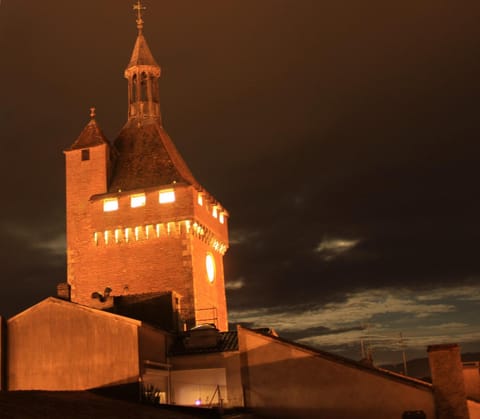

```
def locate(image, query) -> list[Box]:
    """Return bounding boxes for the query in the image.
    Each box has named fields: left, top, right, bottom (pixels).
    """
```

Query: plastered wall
left=238, top=327, right=435, bottom=419
left=7, top=299, right=140, bottom=390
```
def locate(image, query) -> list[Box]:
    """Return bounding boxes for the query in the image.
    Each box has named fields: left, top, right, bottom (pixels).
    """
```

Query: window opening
left=103, top=198, right=119, bottom=212
left=81, top=149, right=90, bottom=161
left=159, top=190, right=175, bottom=204
left=140, top=72, right=148, bottom=102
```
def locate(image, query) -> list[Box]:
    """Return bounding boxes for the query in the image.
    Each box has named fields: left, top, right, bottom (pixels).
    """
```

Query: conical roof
left=126, top=33, right=159, bottom=71
left=69, top=119, right=109, bottom=150
left=108, top=119, right=200, bottom=192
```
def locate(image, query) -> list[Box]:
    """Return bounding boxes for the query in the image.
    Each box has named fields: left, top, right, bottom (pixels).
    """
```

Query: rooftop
left=125, top=32, right=160, bottom=74
left=69, top=118, right=108, bottom=150
left=109, top=119, right=201, bottom=192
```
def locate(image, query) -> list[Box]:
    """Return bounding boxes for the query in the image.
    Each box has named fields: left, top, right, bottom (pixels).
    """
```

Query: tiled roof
left=126, top=33, right=159, bottom=70
left=221, top=331, right=239, bottom=351
left=108, top=119, right=200, bottom=192
left=69, top=119, right=109, bottom=150
left=169, top=331, right=239, bottom=356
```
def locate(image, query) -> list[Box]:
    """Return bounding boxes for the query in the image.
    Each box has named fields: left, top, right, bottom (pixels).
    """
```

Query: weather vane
left=133, top=0, right=146, bottom=32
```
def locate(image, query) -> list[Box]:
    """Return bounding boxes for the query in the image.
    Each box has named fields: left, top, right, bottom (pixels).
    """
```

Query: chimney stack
left=428, top=343, right=469, bottom=419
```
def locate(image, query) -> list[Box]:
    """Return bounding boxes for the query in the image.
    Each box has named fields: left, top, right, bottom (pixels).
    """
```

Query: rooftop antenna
left=360, top=337, right=366, bottom=359
left=400, top=332, right=408, bottom=375
left=359, top=323, right=374, bottom=365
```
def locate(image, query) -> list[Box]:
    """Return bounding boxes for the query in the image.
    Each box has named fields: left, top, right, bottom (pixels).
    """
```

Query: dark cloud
left=0, top=225, right=64, bottom=317
left=1, top=1, right=480, bottom=360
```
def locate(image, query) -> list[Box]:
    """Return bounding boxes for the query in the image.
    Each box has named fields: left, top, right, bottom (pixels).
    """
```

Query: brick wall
left=191, top=237, right=228, bottom=331
left=66, top=149, right=229, bottom=331
left=65, top=143, right=109, bottom=287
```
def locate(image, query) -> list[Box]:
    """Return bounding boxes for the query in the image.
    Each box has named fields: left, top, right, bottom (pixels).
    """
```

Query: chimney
left=0, top=316, right=6, bottom=391
left=428, top=343, right=470, bottom=419
left=56, top=282, right=71, bottom=300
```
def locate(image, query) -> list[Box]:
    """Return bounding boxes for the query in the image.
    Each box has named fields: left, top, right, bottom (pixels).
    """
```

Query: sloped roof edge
left=238, top=326, right=432, bottom=391
left=8, top=297, right=142, bottom=326
left=154, top=124, right=201, bottom=189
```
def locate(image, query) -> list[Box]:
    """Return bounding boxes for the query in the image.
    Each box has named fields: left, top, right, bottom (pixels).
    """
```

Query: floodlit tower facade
left=63, top=5, right=229, bottom=331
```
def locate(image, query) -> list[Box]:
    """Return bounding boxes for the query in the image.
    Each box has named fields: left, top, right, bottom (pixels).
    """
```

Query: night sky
left=1, top=1, right=480, bottom=365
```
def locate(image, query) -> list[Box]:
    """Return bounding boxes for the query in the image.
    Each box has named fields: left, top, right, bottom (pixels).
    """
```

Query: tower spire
left=125, top=0, right=161, bottom=121
left=133, top=0, right=146, bottom=33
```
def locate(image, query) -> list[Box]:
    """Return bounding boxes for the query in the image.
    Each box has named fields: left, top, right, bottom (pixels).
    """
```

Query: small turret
left=64, top=108, right=112, bottom=299
left=125, top=1, right=161, bottom=121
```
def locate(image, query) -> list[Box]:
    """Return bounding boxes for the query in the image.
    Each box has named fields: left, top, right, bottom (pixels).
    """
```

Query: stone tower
left=63, top=5, right=229, bottom=331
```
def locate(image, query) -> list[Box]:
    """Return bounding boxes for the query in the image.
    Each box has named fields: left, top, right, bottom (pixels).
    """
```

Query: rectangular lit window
left=159, top=189, right=175, bottom=204
left=156, top=224, right=161, bottom=237
left=124, top=228, right=130, bottom=242
left=131, top=193, right=146, bottom=208
left=103, top=198, right=119, bottom=212
left=114, top=229, right=120, bottom=243
left=104, top=231, right=109, bottom=245
left=219, top=213, right=225, bottom=224
left=134, top=226, right=140, bottom=241
left=197, top=194, right=203, bottom=206
left=212, top=206, right=218, bottom=218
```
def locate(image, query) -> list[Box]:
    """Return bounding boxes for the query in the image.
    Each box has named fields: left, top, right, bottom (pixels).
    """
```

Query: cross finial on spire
left=133, top=0, right=146, bottom=33
left=90, top=107, right=96, bottom=119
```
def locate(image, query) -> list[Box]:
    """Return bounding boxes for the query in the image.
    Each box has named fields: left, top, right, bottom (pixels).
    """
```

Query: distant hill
left=381, top=352, right=480, bottom=380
